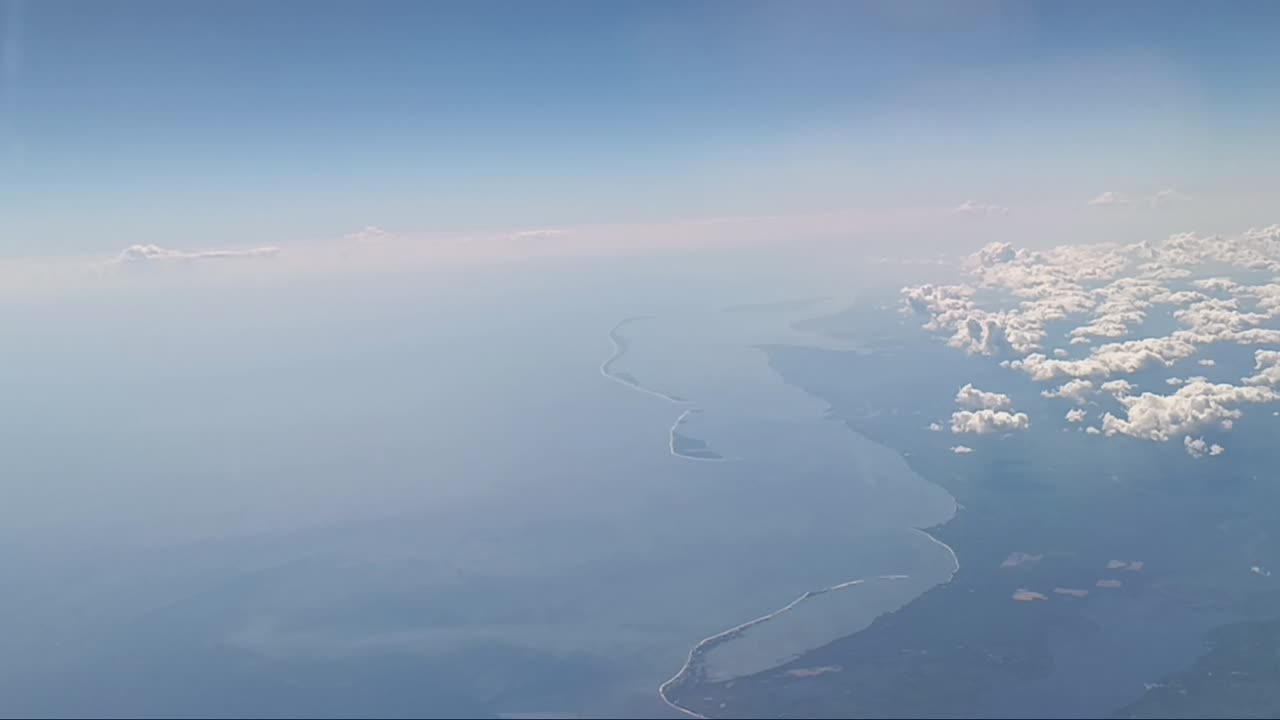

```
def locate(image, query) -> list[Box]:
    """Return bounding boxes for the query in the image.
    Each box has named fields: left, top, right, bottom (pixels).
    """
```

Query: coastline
left=668, top=408, right=730, bottom=463
left=916, top=527, right=962, bottom=580
left=745, top=319, right=1267, bottom=718
left=601, top=318, right=729, bottom=463
left=655, top=574, right=933, bottom=719
left=656, top=532, right=961, bottom=718
left=599, top=317, right=690, bottom=405
left=597, top=311, right=962, bottom=719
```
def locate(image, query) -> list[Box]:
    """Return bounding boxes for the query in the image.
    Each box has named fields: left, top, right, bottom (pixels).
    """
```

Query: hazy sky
left=3, top=0, right=1280, bottom=258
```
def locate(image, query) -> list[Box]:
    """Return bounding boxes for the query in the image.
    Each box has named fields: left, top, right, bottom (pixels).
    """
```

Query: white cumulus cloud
left=1065, top=408, right=1087, bottom=423
left=955, top=383, right=1013, bottom=410
left=1100, top=379, right=1136, bottom=397
left=903, top=226, right=1280, bottom=450
left=1184, top=435, right=1224, bottom=458
left=1244, top=350, right=1280, bottom=386
left=1010, top=336, right=1198, bottom=382
left=951, top=409, right=1030, bottom=434
left=1041, top=379, right=1094, bottom=404
left=951, top=445, right=975, bottom=454
left=1101, top=379, right=1277, bottom=441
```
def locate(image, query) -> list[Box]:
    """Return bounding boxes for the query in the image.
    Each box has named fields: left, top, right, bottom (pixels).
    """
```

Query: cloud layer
left=118, top=244, right=281, bottom=263
left=906, top=224, right=1280, bottom=454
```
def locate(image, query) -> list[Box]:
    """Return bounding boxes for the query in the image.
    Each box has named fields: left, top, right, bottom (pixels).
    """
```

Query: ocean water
left=0, top=251, right=959, bottom=719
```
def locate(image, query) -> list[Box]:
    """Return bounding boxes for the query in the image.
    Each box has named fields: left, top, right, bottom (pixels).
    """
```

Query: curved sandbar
left=603, top=319, right=726, bottom=461
left=600, top=317, right=690, bottom=405
left=656, top=554, right=957, bottom=719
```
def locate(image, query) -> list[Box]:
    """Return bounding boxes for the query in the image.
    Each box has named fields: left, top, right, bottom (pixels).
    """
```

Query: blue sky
left=2, top=0, right=1280, bottom=256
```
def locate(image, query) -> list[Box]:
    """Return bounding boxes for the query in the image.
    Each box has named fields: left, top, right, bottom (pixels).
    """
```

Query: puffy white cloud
left=118, top=244, right=281, bottom=263
left=951, top=445, right=975, bottom=454
left=1166, top=377, right=1185, bottom=386
left=901, top=282, right=1017, bottom=356
left=1184, top=435, right=1206, bottom=456
left=1085, top=426, right=1102, bottom=435
left=1251, top=282, right=1280, bottom=315
left=904, top=227, right=1280, bottom=448
left=903, top=283, right=973, bottom=317
left=1142, top=254, right=1180, bottom=271
left=908, top=245, right=1128, bottom=357
left=955, top=383, right=1013, bottom=410
left=1065, top=408, right=1087, bottom=423
left=1171, top=297, right=1271, bottom=346
left=1089, top=191, right=1131, bottom=207
left=1149, top=289, right=1206, bottom=305
left=1192, top=277, right=1241, bottom=294
left=1159, top=230, right=1280, bottom=273
left=1100, top=379, right=1136, bottom=397
left=909, top=246, right=1152, bottom=374
left=952, top=315, right=1013, bottom=356
left=928, top=422, right=943, bottom=432
left=1243, top=350, right=1280, bottom=386
left=1010, top=336, right=1198, bottom=381
left=1067, top=277, right=1165, bottom=343
left=973, top=242, right=1018, bottom=265
left=1101, top=380, right=1277, bottom=442
left=1184, top=435, right=1224, bottom=458
left=1041, top=379, right=1094, bottom=404
left=951, top=409, right=1030, bottom=434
